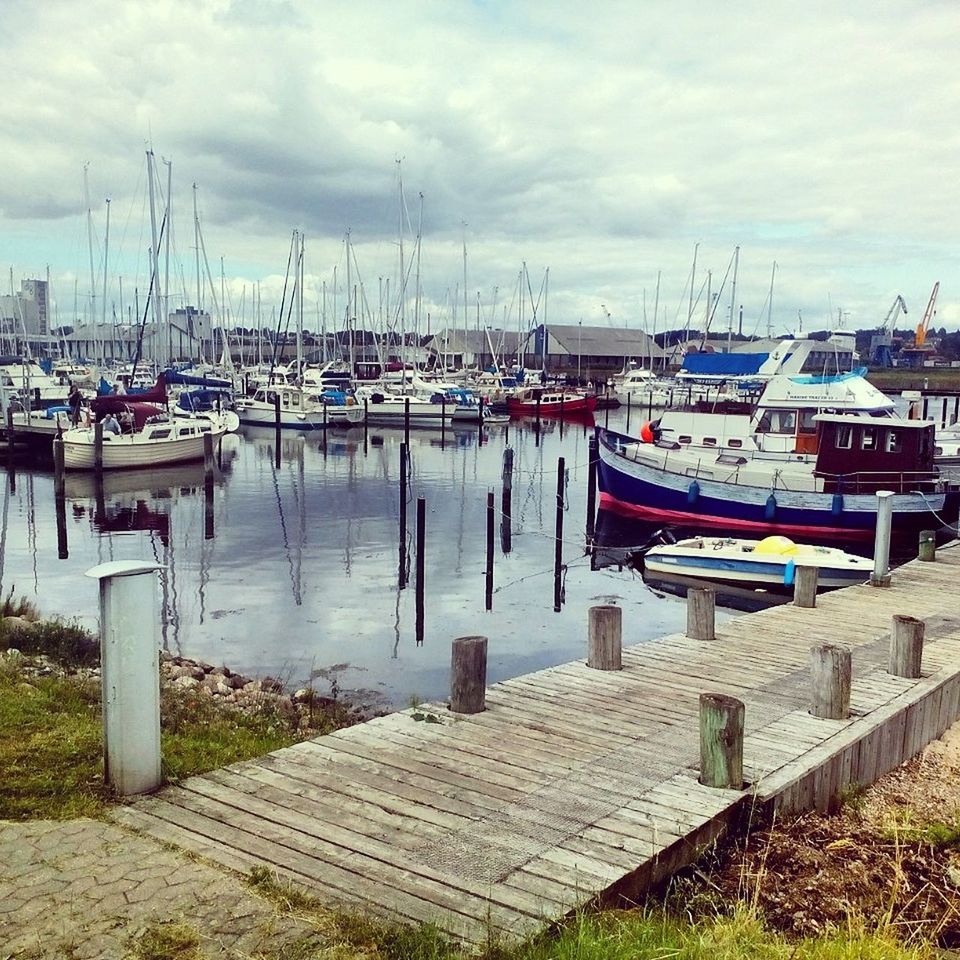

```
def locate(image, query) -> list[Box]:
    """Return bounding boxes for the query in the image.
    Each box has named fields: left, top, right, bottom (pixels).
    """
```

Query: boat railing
left=815, top=469, right=947, bottom=495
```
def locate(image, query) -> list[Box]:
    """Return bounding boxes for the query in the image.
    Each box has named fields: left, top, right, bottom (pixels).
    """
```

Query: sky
left=1, top=0, right=958, bottom=338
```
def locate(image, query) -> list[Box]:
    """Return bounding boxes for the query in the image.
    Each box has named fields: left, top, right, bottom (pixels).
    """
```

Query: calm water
left=2, top=408, right=693, bottom=707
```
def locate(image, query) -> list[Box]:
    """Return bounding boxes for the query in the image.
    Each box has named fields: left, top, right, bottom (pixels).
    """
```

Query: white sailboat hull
left=62, top=422, right=226, bottom=470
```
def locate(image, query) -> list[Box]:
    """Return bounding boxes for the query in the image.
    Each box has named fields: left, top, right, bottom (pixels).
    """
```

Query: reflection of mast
left=0, top=470, right=10, bottom=593
left=26, top=472, right=39, bottom=591
left=269, top=436, right=301, bottom=605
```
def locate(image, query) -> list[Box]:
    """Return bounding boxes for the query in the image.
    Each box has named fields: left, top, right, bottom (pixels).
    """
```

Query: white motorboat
left=355, top=385, right=478, bottom=426
left=643, top=535, right=874, bottom=591
left=61, top=412, right=229, bottom=470
left=235, top=384, right=363, bottom=428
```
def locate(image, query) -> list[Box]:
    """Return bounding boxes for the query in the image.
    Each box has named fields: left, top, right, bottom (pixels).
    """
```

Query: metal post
left=871, top=490, right=894, bottom=587
left=554, top=456, right=565, bottom=612
left=85, top=561, right=163, bottom=796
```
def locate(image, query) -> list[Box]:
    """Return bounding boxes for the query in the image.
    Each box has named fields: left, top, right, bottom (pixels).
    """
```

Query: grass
left=0, top=606, right=99, bottom=666
left=0, top=661, right=305, bottom=820
left=0, top=585, right=39, bottom=619
left=129, top=921, right=205, bottom=960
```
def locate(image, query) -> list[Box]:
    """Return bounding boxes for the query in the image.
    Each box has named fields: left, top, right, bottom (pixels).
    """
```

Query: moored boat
left=506, top=388, right=597, bottom=417
left=642, top=535, right=874, bottom=591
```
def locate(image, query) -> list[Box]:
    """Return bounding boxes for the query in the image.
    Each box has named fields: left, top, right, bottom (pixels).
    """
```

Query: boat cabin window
left=757, top=410, right=796, bottom=435
left=678, top=435, right=692, bottom=444
left=861, top=427, right=877, bottom=451
left=149, top=428, right=171, bottom=439
left=716, top=453, right=747, bottom=466
left=835, top=425, right=853, bottom=449
left=798, top=410, right=817, bottom=435
left=199, top=423, right=211, bottom=432
left=886, top=430, right=900, bottom=454
left=702, top=437, right=717, bottom=446
left=728, top=439, right=743, bottom=448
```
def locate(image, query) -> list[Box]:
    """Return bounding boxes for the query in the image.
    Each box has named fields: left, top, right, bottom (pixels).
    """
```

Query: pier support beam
left=809, top=643, right=851, bottom=720
left=889, top=614, right=924, bottom=679
left=85, top=560, right=163, bottom=797
left=699, top=693, right=744, bottom=789
left=793, top=565, right=818, bottom=608
left=450, top=636, right=487, bottom=714
left=686, top=586, right=715, bottom=640
left=587, top=605, right=622, bottom=671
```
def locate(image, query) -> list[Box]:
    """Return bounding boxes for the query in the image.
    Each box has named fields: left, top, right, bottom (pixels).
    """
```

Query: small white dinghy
left=643, top=535, right=874, bottom=591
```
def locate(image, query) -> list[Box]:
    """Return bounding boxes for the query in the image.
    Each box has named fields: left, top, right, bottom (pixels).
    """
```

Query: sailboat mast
left=345, top=231, right=354, bottom=375
left=728, top=246, right=740, bottom=350
left=83, top=163, right=98, bottom=367
left=146, top=151, right=163, bottom=366
left=193, top=183, right=201, bottom=312
left=101, top=198, right=110, bottom=362
left=414, top=193, right=423, bottom=343
left=296, top=231, right=304, bottom=378
left=163, top=159, right=172, bottom=366
left=767, top=260, right=777, bottom=339
left=686, top=241, right=699, bottom=346
left=652, top=270, right=661, bottom=370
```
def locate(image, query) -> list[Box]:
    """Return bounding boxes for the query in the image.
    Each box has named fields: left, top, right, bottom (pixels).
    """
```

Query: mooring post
left=85, top=560, right=163, bottom=796
left=559, top=393, right=565, bottom=437
left=363, top=397, right=369, bottom=430
left=399, top=441, right=408, bottom=589
left=918, top=529, right=936, bottom=562
left=501, top=447, right=514, bottom=553
left=53, top=436, right=66, bottom=499
left=273, top=393, right=281, bottom=469
left=404, top=398, right=410, bottom=446
left=440, top=397, right=446, bottom=437
left=203, top=434, right=215, bottom=540
left=203, top=432, right=214, bottom=479
left=586, top=434, right=598, bottom=548
left=415, top=496, right=425, bottom=644
left=93, top=421, right=104, bottom=476
left=485, top=490, right=495, bottom=610
left=535, top=396, right=541, bottom=435
left=449, top=635, right=487, bottom=713
left=889, top=614, right=924, bottom=679
left=478, top=396, right=484, bottom=439
left=587, top=605, right=622, bottom=670
left=626, top=392, right=632, bottom=432
left=55, top=436, right=68, bottom=559
left=793, top=565, right=819, bottom=608
left=686, top=586, right=716, bottom=640
left=871, top=490, right=894, bottom=587
left=554, top=456, right=565, bottom=612
left=5, top=406, right=13, bottom=456
left=699, top=693, right=744, bottom=789
left=809, top=643, right=851, bottom=719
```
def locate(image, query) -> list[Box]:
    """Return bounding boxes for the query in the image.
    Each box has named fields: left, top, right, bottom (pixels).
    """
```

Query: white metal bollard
left=871, top=490, right=894, bottom=587
left=85, top=560, right=163, bottom=796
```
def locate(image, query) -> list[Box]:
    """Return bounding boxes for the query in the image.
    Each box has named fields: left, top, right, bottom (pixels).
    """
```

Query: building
left=0, top=278, right=50, bottom=345
left=521, top=323, right=665, bottom=376
left=63, top=308, right=216, bottom=363
left=423, top=329, right=524, bottom=370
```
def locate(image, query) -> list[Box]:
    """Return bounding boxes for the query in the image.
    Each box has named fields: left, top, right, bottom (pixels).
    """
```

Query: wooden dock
left=114, top=551, right=960, bottom=945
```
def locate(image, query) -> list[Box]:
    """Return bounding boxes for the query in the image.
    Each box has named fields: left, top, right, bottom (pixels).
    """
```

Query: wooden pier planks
left=117, top=551, right=960, bottom=944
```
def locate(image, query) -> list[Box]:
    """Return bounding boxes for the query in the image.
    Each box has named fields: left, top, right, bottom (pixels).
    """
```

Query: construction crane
left=900, top=282, right=940, bottom=368
left=869, top=295, right=907, bottom=367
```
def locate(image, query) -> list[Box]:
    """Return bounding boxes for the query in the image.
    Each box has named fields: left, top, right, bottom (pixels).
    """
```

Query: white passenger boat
left=643, top=535, right=874, bottom=590
left=61, top=412, right=229, bottom=470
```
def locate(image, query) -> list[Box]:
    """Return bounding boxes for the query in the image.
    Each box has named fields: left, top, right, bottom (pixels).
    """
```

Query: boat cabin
left=813, top=415, right=940, bottom=493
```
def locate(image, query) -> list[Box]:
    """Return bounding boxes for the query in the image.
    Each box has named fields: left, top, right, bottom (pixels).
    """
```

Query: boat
left=506, top=388, right=597, bottom=417
left=354, top=384, right=477, bottom=426
left=642, top=534, right=874, bottom=591
left=235, top=383, right=363, bottom=428
left=61, top=407, right=229, bottom=470
left=596, top=414, right=960, bottom=542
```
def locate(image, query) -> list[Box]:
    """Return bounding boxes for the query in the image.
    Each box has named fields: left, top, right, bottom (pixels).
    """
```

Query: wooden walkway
left=114, top=551, right=960, bottom=945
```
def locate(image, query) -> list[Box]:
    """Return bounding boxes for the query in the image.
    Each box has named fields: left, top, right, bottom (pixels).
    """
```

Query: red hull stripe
left=507, top=398, right=597, bottom=414
left=598, top=492, right=873, bottom=542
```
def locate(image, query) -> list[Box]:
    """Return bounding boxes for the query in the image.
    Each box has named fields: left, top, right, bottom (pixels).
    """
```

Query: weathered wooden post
left=54, top=437, right=68, bottom=559
left=203, top=433, right=215, bottom=541
left=273, top=393, right=281, bottom=469
left=85, top=560, right=163, bottom=796
left=586, top=434, right=598, bottom=548
left=485, top=489, right=495, bottom=611
left=871, top=490, right=894, bottom=587
left=415, top=496, right=425, bottom=644
left=559, top=393, right=565, bottom=437
left=404, top=398, right=411, bottom=446
left=809, top=643, right=851, bottom=719
left=587, top=605, right=622, bottom=671
left=918, top=529, right=936, bottom=562
left=93, top=421, right=104, bottom=475
left=699, top=693, right=744, bottom=789
left=399, top=442, right=408, bottom=589
left=793, top=565, right=819, bottom=608
left=626, top=392, right=632, bottom=432
left=53, top=436, right=66, bottom=499
left=450, top=635, right=487, bottom=713
left=478, top=396, right=484, bottom=439
left=501, top=447, right=514, bottom=553
left=5, top=406, right=13, bottom=457
left=889, top=614, right=924, bottom=679
left=535, top=396, right=542, bottom=435
left=687, top=586, right=716, bottom=640
left=554, top=456, right=565, bottom=612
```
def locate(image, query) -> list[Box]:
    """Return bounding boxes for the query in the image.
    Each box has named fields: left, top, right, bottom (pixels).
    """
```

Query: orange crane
left=914, top=281, right=940, bottom=348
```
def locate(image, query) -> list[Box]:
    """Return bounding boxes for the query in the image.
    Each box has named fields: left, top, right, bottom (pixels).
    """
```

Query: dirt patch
left=665, top=721, right=960, bottom=947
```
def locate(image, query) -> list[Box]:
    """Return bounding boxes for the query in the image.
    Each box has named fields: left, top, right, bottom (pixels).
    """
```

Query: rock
left=261, top=676, right=283, bottom=694
left=198, top=661, right=215, bottom=674
left=228, top=674, right=248, bottom=690
left=293, top=688, right=313, bottom=703
left=2, top=616, right=33, bottom=633
left=215, top=680, right=233, bottom=696
left=172, top=676, right=200, bottom=690
left=221, top=665, right=233, bottom=678
left=4, top=648, right=23, bottom=659
left=190, top=666, right=206, bottom=681
left=202, top=676, right=219, bottom=693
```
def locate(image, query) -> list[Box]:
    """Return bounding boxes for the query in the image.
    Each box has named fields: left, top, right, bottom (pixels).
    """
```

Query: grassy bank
left=867, top=368, right=960, bottom=392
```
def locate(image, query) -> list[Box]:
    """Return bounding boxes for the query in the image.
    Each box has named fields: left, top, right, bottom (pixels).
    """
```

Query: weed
left=130, top=920, right=204, bottom=959
left=838, top=781, right=869, bottom=814
left=0, top=585, right=39, bottom=620
left=0, top=617, right=99, bottom=666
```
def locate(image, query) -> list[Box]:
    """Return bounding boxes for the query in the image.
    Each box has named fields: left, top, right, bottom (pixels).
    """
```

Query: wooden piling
left=399, top=442, right=407, bottom=589
left=535, top=396, right=541, bottom=434
left=55, top=436, right=68, bottom=559
left=203, top=432, right=214, bottom=478
left=404, top=398, right=410, bottom=446
left=918, top=529, right=936, bottom=562
left=53, top=437, right=66, bottom=499
left=587, top=605, right=622, bottom=671
left=415, top=496, right=425, bottom=644
left=889, top=614, right=924, bottom=679
left=686, top=586, right=715, bottom=640
left=809, top=643, right=851, bottom=719
left=93, top=421, right=104, bottom=475
left=554, top=456, right=565, bottom=612
left=485, top=490, right=495, bottom=611
left=501, top=447, right=514, bottom=553
left=203, top=433, right=215, bottom=540
left=449, top=635, right=487, bottom=714
left=793, top=565, right=818, bottom=608
left=626, top=392, right=631, bottom=432
left=5, top=407, right=13, bottom=456
left=586, top=434, right=598, bottom=547
left=699, top=693, right=744, bottom=789
left=273, top=393, right=281, bottom=469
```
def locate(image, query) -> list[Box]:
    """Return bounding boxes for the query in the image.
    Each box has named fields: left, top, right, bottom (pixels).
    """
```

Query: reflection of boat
left=597, top=418, right=959, bottom=543
left=643, top=535, right=873, bottom=591
left=62, top=461, right=207, bottom=499
left=507, top=388, right=597, bottom=416
left=62, top=411, right=228, bottom=470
